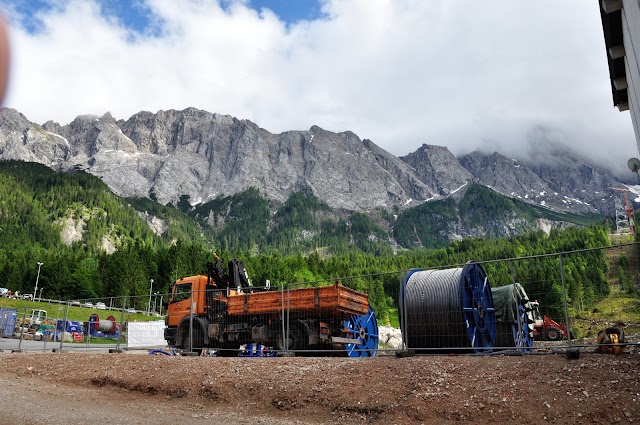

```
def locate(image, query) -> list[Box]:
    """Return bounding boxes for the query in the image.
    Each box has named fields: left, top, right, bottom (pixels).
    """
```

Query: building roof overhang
left=599, top=0, right=628, bottom=110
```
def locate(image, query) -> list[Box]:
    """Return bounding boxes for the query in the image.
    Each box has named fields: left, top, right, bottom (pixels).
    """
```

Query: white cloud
left=2, top=0, right=637, bottom=177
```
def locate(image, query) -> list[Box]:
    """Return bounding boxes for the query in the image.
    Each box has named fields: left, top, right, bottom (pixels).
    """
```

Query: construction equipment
left=595, top=327, right=626, bottom=354
left=164, top=259, right=379, bottom=357
left=20, top=309, right=48, bottom=330
left=529, top=301, right=570, bottom=341
left=610, top=187, right=637, bottom=236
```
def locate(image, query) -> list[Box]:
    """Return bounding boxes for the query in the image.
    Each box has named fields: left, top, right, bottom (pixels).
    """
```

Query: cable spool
left=400, top=261, right=496, bottom=353
left=88, top=314, right=117, bottom=335
left=491, top=283, right=534, bottom=351
left=344, top=306, right=379, bottom=357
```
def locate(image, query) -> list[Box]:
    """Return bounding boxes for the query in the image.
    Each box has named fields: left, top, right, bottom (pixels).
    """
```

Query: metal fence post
left=18, top=306, right=27, bottom=351
left=42, top=325, right=48, bottom=352
left=59, top=302, right=69, bottom=352
left=189, top=286, right=194, bottom=353
left=287, top=282, right=291, bottom=355
left=280, top=282, right=286, bottom=355
left=53, top=306, right=62, bottom=343
left=85, top=312, right=91, bottom=351
left=559, top=253, right=572, bottom=347
left=116, top=296, right=127, bottom=351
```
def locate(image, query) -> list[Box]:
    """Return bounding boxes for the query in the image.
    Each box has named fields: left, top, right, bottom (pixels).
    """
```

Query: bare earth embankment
left=0, top=351, right=639, bottom=424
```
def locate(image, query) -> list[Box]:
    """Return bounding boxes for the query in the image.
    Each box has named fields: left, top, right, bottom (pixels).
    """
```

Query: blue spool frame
left=459, top=262, right=496, bottom=352
left=344, top=305, right=379, bottom=357
left=512, top=303, right=533, bottom=352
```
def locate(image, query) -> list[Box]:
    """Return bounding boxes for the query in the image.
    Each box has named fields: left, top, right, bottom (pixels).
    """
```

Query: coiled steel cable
left=400, top=262, right=496, bottom=353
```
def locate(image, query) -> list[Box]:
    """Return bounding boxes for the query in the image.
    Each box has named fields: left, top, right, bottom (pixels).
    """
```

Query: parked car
left=0, top=287, right=8, bottom=297
left=70, top=300, right=81, bottom=306
left=125, top=307, right=137, bottom=313
left=95, top=302, right=106, bottom=310
left=22, top=294, right=33, bottom=300
left=83, top=302, right=94, bottom=308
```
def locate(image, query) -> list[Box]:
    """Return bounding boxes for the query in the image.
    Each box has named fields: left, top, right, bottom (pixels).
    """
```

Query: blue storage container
left=0, top=308, right=17, bottom=337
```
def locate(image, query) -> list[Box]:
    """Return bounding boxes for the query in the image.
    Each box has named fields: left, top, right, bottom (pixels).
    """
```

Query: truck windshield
left=172, top=283, right=192, bottom=303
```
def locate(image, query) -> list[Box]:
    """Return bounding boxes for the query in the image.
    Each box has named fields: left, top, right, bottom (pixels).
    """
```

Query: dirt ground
left=0, top=349, right=639, bottom=425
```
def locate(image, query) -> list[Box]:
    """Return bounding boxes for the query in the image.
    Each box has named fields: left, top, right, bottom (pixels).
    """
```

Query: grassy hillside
left=0, top=298, right=158, bottom=323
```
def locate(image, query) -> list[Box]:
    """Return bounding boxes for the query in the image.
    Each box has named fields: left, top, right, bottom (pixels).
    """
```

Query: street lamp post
left=148, top=279, right=154, bottom=315
left=54, top=306, right=62, bottom=342
left=33, top=261, right=43, bottom=300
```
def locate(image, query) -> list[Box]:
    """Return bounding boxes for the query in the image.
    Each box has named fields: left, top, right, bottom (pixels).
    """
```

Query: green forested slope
left=192, top=187, right=271, bottom=253
left=0, top=161, right=621, bottom=328
left=393, top=184, right=606, bottom=249
left=0, top=161, right=163, bottom=253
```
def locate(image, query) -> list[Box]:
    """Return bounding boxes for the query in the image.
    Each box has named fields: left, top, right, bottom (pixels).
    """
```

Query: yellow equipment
left=595, top=327, right=626, bottom=355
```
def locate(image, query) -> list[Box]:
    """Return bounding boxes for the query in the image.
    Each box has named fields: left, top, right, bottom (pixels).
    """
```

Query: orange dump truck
left=164, top=261, right=379, bottom=357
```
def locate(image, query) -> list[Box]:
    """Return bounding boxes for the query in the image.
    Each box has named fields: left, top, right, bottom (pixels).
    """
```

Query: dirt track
left=1, top=350, right=639, bottom=424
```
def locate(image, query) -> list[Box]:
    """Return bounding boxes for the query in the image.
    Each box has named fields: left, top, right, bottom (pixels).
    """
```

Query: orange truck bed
left=226, top=282, right=369, bottom=317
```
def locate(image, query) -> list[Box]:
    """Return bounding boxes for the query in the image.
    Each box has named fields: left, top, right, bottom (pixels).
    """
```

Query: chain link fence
left=1, top=244, right=638, bottom=356
left=1, top=293, right=169, bottom=353
left=401, top=243, right=640, bottom=355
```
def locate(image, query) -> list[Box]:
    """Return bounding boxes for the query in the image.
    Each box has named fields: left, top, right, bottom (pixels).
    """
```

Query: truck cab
left=30, top=309, right=47, bottom=326
left=164, top=274, right=236, bottom=351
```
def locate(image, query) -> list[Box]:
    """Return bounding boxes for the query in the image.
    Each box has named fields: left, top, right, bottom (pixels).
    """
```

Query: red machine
left=530, top=301, right=569, bottom=341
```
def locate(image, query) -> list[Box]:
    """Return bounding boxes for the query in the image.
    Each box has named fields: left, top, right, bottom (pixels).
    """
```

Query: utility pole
left=148, top=279, right=154, bottom=315
left=152, top=292, right=158, bottom=313
left=33, top=261, right=43, bottom=300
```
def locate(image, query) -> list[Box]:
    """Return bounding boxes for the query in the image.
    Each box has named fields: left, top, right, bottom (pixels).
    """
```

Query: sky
left=0, top=0, right=637, bottom=177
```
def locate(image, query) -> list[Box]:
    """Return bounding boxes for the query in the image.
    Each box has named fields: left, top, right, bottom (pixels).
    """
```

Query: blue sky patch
left=250, top=0, right=323, bottom=23
left=2, top=0, right=323, bottom=35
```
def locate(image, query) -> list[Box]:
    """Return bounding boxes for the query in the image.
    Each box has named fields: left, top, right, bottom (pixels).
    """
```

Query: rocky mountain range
left=0, top=107, right=630, bottom=217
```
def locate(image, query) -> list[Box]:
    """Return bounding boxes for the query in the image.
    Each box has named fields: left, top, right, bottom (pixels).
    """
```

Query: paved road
left=0, top=336, right=120, bottom=352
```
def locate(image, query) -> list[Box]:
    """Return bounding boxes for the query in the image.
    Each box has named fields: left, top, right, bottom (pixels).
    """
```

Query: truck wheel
left=275, top=329, right=303, bottom=352
left=183, top=329, right=203, bottom=355
left=275, top=331, right=294, bottom=351
left=545, top=327, right=562, bottom=342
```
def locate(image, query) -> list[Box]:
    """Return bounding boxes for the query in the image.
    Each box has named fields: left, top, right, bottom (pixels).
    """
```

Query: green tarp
left=491, top=282, right=529, bottom=323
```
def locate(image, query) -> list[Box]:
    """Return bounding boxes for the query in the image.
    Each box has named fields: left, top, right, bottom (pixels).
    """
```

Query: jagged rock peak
left=0, top=107, right=628, bottom=216
left=459, top=150, right=615, bottom=214
left=0, top=107, right=32, bottom=130
left=100, top=112, right=116, bottom=124
left=400, top=144, right=473, bottom=196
